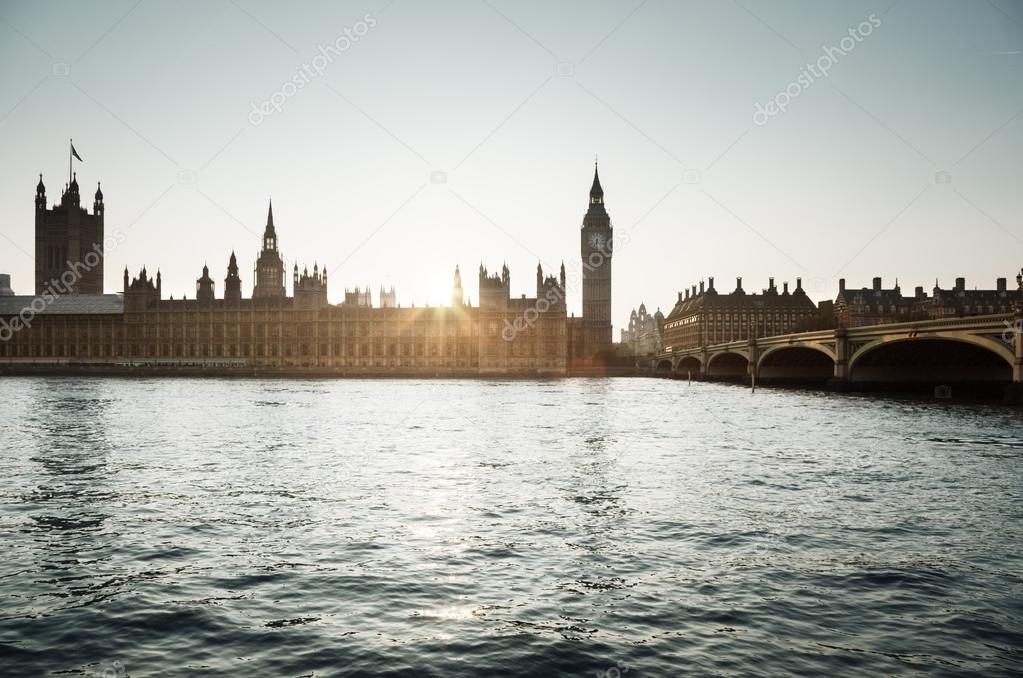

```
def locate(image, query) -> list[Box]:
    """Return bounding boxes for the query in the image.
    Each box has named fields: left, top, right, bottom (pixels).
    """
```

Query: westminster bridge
left=648, top=313, right=1023, bottom=394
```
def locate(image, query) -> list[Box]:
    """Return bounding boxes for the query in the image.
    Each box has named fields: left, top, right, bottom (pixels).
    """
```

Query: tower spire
left=589, top=159, right=603, bottom=204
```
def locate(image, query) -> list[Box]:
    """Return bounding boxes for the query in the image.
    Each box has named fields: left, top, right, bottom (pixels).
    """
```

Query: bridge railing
left=655, top=312, right=1016, bottom=360
left=843, top=312, right=1013, bottom=335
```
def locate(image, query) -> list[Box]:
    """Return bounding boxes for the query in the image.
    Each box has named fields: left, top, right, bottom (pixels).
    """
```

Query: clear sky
left=1, top=0, right=1021, bottom=330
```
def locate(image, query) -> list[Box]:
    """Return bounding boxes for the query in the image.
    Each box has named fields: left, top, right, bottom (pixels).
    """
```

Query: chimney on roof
left=915, top=286, right=924, bottom=299
left=873, top=277, right=882, bottom=291
left=708, top=276, right=715, bottom=291
left=997, top=277, right=1006, bottom=292
left=768, top=277, right=775, bottom=290
left=796, top=277, right=803, bottom=291
left=783, top=281, right=789, bottom=294
left=839, top=278, right=845, bottom=292
left=955, top=277, right=965, bottom=291
left=699, top=280, right=705, bottom=294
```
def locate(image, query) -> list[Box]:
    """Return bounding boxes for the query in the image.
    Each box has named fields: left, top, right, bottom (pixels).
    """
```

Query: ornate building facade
left=619, top=303, right=664, bottom=356
left=662, top=277, right=818, bottom=351
left=834, top=276, right=1016, bottom=327
left=34, top=173, right=105, bottom=295
left=0, top=166, right=614, bottom=375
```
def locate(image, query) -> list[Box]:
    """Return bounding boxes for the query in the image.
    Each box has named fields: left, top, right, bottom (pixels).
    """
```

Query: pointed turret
left=253, top=199, right=286, bottom=299
left=224, top=250, right=242, bottom=303
left=197, top=262, right=215, bottom=302
left=36, top=174, right=46, bottom=211
left=452, top=264, right=464, bottom=307
left=589, top=160, right=603, bottom=204
left=93, top=181, right=104, bottom=216
left=63, top=171, right=81, bottom=207
left=261, top=199, right=278, bottom=251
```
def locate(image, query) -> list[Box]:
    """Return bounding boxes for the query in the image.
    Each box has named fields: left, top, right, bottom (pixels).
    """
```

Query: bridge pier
left=747, top=336, right=759, bottom=384
left=833, top=327, right=849, bottom=381
left=1006, top=310, right=1023, bottom=404
left=828, top=327, right=851, bottom=391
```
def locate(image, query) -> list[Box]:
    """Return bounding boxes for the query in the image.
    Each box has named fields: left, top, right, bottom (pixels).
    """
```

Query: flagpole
left=68, top=138, right=73, bottom=187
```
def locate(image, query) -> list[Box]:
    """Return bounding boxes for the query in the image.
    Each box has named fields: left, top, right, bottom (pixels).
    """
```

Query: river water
left=0, top=377, right=1021, bottom=676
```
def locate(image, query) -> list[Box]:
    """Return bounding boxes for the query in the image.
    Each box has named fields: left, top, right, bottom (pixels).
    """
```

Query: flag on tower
left=71, top=142, right=82, bottom=162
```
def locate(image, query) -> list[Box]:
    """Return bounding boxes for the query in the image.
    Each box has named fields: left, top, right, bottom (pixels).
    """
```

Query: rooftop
left=0, top=294, right=124, bottom=316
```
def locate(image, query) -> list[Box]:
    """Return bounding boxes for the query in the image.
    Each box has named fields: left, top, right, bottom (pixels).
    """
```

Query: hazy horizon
left=1, top=0, right=1021, bottom=329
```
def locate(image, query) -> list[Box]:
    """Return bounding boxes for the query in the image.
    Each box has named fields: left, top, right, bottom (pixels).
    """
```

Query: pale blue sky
left=1, top=0, right=1021, bottom=328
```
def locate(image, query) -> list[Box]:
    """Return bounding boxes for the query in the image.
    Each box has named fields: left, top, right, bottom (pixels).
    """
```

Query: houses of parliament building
left=0, top=164, right=616, bottom=376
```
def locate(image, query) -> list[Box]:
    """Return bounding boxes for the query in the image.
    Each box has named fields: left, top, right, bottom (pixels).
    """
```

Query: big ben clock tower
left=580, top=161, right=613, bottom=355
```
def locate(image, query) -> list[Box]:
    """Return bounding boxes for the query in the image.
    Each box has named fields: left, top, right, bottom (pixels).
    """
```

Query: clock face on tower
left=588, top=233, right=606, bottom=250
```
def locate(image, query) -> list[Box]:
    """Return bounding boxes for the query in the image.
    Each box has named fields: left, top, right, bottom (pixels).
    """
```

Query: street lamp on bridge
left=1017, top=267, right=1023, bottom=313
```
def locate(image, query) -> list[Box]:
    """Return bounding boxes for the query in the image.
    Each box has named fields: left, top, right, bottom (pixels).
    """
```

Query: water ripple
left=0, top=377, right=1021, bottom=676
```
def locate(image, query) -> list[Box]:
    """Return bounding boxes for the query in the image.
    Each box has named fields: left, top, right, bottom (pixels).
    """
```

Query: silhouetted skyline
left=1, top=0, right=1021, bottom=330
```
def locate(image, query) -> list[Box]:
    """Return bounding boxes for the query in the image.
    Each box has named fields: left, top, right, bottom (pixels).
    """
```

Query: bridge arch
left=757, top=344, right=835, bottom=382
left=848, top=335, right=1014, bottom=384
left=674, top=355, right=702, bottom=377
left=706, top=351, right=749, bottom=379
left=758, top=343, right=835, bottom=366
left=655, top=359, right=673, bottom=374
